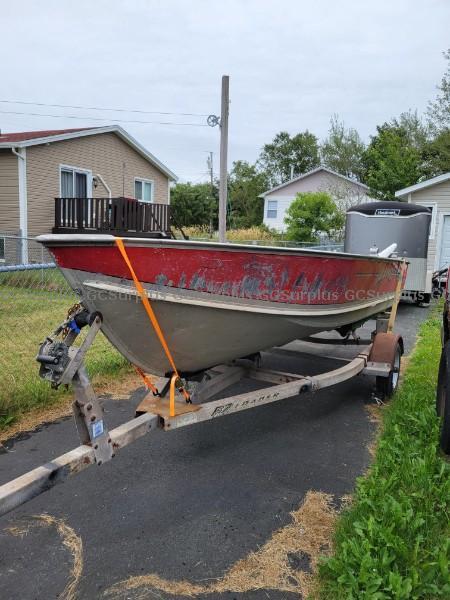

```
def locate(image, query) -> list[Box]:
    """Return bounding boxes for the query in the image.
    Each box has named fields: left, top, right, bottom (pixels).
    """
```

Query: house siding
left=263, top=170, right=371, bottom=232
left=26, top=132, right=170, bottom=237
left=408, top=180, right=450, bottom=271
left=0, top=149, right=19, bottom=235
left=263, top=196, right=295, bottom=231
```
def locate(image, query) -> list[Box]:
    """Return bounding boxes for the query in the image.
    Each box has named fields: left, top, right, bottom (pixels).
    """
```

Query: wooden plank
left=90, top=198, right=95, bottom=228
left=94, top=198, right=99, bottom=229
left=70, top=198, right=74, bottom=228
left=99, top=198, right=104, bottom=230
left=137, top=201, right=143, bottom=233
left=131, top=200, right=137, bottom=231
left=144, top=203, right=150, bottom=232
left=105, top=198, right=110, bottom=229
left=54, top=198, right=60, bottom=229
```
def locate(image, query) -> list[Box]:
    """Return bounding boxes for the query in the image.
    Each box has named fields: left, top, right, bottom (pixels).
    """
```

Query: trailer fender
left=369, top=332, right=404, bottom=365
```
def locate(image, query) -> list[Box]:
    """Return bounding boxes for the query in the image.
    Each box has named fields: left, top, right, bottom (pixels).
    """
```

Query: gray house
left=260, top=166, right=373, bottom=232
left=395, top=172, right=450, bottom=271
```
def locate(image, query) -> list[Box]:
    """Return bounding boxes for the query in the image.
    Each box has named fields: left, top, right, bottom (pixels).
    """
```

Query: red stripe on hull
left=50, top=245, right=401, bottom=305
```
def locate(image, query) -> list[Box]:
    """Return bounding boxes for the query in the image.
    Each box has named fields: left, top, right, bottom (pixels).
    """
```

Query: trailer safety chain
left=114, top=238, right=191, bottom=416
left=61, top=302, right=83, bottom=337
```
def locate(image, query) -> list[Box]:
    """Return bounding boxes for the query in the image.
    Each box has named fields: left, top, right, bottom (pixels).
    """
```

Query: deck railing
left=53, top=197, right=171, bottom=237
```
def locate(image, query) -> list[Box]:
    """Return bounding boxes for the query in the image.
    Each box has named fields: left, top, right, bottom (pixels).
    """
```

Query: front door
left=75, top=172, right=87, bottom=198
left=439, top=215, right=450, bottom=269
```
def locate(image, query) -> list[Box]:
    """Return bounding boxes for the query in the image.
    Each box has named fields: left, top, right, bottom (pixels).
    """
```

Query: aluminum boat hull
left=38, top=235, right=404, bottom=375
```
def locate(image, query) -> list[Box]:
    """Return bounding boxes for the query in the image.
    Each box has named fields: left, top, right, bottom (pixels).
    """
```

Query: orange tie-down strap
left=115, top=238, right=190, bottom=415
left=134, top=365, right=159, bottom=396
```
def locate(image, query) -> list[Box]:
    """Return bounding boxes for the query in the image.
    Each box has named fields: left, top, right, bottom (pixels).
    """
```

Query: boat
left=37, top=234, right=405, bottom=376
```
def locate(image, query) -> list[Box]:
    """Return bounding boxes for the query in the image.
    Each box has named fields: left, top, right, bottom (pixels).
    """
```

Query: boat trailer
left=0, top=305, right=403, bottom=518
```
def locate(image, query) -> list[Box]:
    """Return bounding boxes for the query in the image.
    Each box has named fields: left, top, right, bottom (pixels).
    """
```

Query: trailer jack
left=36, top=307, right=113, bottom=464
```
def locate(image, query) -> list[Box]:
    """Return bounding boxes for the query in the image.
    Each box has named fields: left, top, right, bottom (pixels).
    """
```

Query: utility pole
left=218, top=75, right=229, bottom=243
left=207, top=151, right=214, bottom=188
left=207, top=151, right=214, bottom=237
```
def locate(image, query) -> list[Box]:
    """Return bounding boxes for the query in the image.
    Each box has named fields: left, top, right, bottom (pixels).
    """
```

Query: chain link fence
left=0, top=233, right=128, bottom=429
left=187, top=237, right=344, bottom=252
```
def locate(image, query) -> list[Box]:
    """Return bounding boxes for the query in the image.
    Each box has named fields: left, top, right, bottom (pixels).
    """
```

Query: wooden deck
left=53, top=197, right=171, bottom=237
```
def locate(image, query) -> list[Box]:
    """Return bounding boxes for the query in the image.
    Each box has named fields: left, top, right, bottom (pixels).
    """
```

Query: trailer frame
left=0, top=308, right=402, bottom=518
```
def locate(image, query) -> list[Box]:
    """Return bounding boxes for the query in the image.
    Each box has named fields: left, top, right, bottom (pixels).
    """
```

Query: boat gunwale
left=82, top=277, right=396, bottom=317
left=36, top=234, right=404, bottom=264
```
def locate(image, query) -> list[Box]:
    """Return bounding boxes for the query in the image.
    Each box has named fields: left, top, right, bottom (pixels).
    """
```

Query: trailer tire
left=375, top=342, right=402, bottom=400
left=436, top=342, right=450, bottom=454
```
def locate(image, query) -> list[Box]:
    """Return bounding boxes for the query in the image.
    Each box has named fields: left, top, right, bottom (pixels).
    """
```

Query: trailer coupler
left=36, top=305, right=113, bottom=464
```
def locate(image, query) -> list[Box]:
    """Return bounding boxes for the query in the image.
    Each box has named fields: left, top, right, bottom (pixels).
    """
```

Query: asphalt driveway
left=0, top=302, right=430, bottom=599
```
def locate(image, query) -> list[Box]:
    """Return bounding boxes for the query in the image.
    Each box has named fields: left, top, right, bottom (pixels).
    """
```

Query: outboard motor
left=345, top=201, right=432, bottom=305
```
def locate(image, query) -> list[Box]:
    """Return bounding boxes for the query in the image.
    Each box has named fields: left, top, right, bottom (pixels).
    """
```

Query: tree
left=284, top=191, right=344, bottom=242
left=391, top=110, right=430, bottom=150
left=228, top=160, right=268, bottom=228
left=320, top=115, right=365, bottom=180
left=170, top=182, right=216, bottom=228
left=362, top=124, right=421, bottom=200
left=422, top=129, right=450, bottom=178
left=257, top=131, right=320, bottom=186
left=428, top=49, right=450, bottom=132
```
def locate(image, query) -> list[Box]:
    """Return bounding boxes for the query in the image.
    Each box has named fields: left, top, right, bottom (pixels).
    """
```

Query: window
left=135, top=178, right=154, bottom=203
left=60, top=166, right=91, bottom=198
left=267, top=200, right=278, bottom=219
left=0, top=237, right=5, bottom=262
left=420, top=202, right=437, bottom=239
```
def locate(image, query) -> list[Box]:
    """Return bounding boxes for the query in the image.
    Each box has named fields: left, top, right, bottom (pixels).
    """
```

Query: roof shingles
left=0, top=127, right=97, bottom=143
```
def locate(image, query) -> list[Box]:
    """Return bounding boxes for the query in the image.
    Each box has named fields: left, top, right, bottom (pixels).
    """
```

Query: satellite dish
left=207, top=114, right=220, bottom=127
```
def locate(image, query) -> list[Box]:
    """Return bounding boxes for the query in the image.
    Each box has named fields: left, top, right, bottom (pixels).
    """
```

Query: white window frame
left=59, top=164, right=93, bottom=197
left=418, top=202, right=437, bottom=240
left=266, top=199, right=278, bottom=219
left=0, top=236, right=5, bottom=263
left=134, top=177, right=154, bottom=203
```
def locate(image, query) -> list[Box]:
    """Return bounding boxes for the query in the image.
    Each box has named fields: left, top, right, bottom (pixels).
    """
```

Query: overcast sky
left=1, top=0, right=449, bottom=182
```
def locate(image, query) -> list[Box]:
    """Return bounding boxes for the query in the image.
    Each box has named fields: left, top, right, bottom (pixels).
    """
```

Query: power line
left=0, top=99, right=209, bottom=118
left=0, top=109, right=209, bottom=127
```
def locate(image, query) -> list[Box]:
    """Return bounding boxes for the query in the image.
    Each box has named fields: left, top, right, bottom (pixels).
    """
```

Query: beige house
left=0, top=125, right=176, bottom=262
left=260, top=166, right=373, bottom=232
left=396, top=172, right=450, bottom=271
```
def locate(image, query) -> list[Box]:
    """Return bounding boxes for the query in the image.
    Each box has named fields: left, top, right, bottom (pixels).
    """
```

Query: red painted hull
left=37, top=235, right=404, bottom=374
left=47, top=238, right=402, bottom=306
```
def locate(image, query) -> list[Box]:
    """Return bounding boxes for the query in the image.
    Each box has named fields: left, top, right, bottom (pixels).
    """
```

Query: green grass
left=0, top=267, right=67, bottom=292
left=318, top=305, right=450, bottom=599
left=177, top=225, right=282, bottom=242
left=0, top=280, right=129, bottom=430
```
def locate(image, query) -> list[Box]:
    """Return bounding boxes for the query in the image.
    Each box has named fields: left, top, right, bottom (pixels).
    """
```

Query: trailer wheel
left=375, top=342, right=402, bottom=400
left=436, top=342, right=450, bottom=454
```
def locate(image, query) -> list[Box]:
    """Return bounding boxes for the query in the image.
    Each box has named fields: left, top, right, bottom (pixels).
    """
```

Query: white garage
left=395, top=172, right=450, bottom=271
